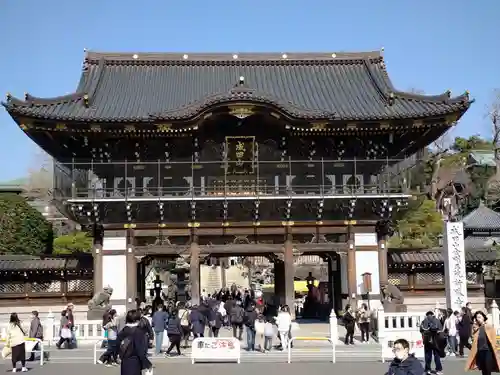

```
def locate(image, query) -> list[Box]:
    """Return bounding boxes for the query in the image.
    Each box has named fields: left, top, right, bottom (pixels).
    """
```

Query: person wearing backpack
left=230, top=302, right=244, bottom=340
left=177, top=304, right=191, bottom=348
left=243, top=303, right=258, bottom=351
left=117, top=310, right=152, bottom=375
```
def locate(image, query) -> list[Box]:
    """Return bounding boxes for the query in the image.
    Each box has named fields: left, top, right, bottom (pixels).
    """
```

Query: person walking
left=444, top=308, right=458, bottom=356
left=420, top=311, right=444, bottom=375
left=386, top=338, right=425, bottom=375
left=165, top=309, right=182, bottom=357
left=178, top=303, right=191, bottom=348
left=28, top=310, right=47, bottom=362
left=230, top=302, right=244, bottom=340
left=465, top=311, right=500, bottom=375
left=118, top=310, right=152, bottom=375
left=276, top=306, right=292, bottom=351
left=458, top=307, right=473, bottom=357
left=7, top=313, right=28, bottom=372
left=98, top=309, right=119, bottom=366
left=243, top=303, right=258, bottom=351
left=56, top=310, right=72, bottom=349
left=151, top=304, right=168, bottom=355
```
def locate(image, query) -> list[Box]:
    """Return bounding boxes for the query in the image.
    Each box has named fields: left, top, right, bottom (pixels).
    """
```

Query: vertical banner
left=226, top=136, right=255, bottom=175
left=442, top=222, right=467, bottom=312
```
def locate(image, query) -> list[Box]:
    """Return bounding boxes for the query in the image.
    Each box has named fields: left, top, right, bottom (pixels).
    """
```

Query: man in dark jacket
left=118, top=310, right=152, bottom=375
left=138, top=309, right=154, bottom=349
left=243, top=303, right=258, bottom=351
left=151, top=304, right=169, bottom=354
left=230, top=302, right=245, bottom=340
left=420, top=311, right=443, bottom=374
left=165, top=309, right=183, bottom=356
left=387, top=338, right=424, bottom=375
left=28, top=311, right=47, bottom=362
left=457, top=307, right=472, bottom=357
left=188, top=306, right=206, bottom=338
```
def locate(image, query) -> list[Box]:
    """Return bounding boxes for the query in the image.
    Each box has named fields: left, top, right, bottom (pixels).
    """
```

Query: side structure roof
left=463, top=203, right=500, bottom=232
left=2, top=51, right=472, bottom=123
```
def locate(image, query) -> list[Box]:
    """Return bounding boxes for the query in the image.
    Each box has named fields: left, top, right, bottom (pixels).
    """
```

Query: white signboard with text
left=443, top=222, right=467, bottom=312
left=191, top=337, right=241, bottom=364
left=382, top=331, right=424, bottom=361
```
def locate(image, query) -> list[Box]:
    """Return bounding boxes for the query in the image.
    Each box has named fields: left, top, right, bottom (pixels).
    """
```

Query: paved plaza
left=0, top=360, right=474, bottom=375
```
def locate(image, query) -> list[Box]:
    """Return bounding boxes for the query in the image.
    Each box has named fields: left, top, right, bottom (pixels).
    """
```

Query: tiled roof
left=2, top=51, right=471, bottom=122
left=464, top=236, right=500, bottom=250
left=468, top=151, right=496, bottom=167
left=389, top=249, right=496, bottom=265
left=0, top=255, right=93, bottom=271
left=462, top=204, right=500, bottom=231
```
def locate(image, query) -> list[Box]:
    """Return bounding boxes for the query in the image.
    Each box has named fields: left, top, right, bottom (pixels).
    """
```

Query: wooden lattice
left=416, top=272, right=443, bottom=285
left=388, top=273, right=408, bottom=286
left=67, top=279, right=94, bottom=292
left=0, top=283, right=24, bottom=294
left=31, top=281, right=62, bottom=293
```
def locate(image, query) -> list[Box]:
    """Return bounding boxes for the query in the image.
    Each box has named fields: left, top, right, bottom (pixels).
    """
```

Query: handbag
left=2, top=345, right=11, bottom=359
left=61, top=327, right=72, bottom=339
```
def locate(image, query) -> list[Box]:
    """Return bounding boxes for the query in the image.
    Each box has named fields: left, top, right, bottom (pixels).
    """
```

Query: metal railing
left=53, top=158, right=418, bottom=201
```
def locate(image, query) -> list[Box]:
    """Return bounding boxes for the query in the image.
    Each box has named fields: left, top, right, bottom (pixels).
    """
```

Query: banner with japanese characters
left=225, top=136, right=255, bottom=174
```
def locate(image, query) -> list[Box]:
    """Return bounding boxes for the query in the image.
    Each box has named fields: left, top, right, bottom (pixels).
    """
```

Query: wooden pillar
left=378, top=235, right=388, bottom=288
left=274, top=260, right=285, bottom=304
left=284, top=234, right=295, bottom=312
left=347, top=225, right=357, bottom=305
left=93, top=242, right=103, bottom=294
left=126, top=229, right=137, bottom=311
left=190, top=236, right=201, bottom=305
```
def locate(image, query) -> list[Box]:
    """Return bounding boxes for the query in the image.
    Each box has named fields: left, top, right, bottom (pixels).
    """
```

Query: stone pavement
left=1, top=360, right=471, bottom=374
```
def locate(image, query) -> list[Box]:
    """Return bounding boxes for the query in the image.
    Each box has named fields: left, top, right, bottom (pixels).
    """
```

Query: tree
left=24, top=150, right=53, bottom=199
left=388, top=199, right=444, bottom=248
left=53, top=232, right=93, bottom=254
left=0, top=193, right=53, bottom=254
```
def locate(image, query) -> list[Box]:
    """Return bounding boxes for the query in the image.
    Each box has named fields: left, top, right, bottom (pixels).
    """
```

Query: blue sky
left=1, top=0, right=499, bottom=181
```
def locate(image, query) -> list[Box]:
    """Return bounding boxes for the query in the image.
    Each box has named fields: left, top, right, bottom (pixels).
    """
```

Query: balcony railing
left=53, top=158, right=417, bottom=201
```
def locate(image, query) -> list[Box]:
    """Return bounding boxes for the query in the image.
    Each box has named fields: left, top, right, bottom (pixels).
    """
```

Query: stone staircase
left=200, top=265, right=250, bottom=291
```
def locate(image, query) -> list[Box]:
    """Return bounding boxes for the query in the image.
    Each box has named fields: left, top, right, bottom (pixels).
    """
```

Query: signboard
left=382, top=332, right=424, bottom=360
left=191, top=337, right=241, bottom=364
left=443, top=222, right=467, bottom=312
left=226, top=136, right=255, bottom=175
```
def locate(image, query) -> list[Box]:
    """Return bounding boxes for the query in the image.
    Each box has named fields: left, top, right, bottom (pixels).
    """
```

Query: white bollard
left=45, top=310, right=55, bottom=344
left=377, top=305, right=385, bottom=342
left=490, top=300, right=499, bottom=331
left=329, top=309, right=338, bottom=343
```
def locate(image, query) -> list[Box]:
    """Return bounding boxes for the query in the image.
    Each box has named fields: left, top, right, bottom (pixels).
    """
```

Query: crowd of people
left=3, top=293, right=500, bottom=375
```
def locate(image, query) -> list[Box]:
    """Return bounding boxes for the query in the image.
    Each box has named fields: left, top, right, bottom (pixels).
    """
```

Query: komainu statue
left=87, top=286, right=113, bottom=320
left=381, top=283, right=407, bottom=313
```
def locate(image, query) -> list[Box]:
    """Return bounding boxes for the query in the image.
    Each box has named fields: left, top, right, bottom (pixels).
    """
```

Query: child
left=263, top=318, right=275, bottom=352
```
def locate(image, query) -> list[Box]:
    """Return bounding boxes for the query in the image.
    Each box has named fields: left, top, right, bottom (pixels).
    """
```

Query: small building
left=0, top=254, right=93, bottom=306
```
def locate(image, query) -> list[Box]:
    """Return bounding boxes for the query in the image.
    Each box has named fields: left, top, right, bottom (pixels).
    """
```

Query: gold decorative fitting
left=125, top=125, right=136, bottom=132
left=158, top=223, right=167, bottom=228
left=316, top=221, right=323, bottom=225
left=228, top=105, right=254, bottom=119
left=56, top=123, right=67, bottom=130
left=343, top=220, right=357, bottom=225
left=6, top=92, right=11, bottom=101
left=412, top=120, right=424, bottom=128
left=379, top=122, right=390, bottom=129
left=311, top=122, right=327, bottom=130
left=19, top=124, right=29, bottom=131
left=346, top=123, right=357, bottom=130
left=123, top=223, right=137, bottom=229
left=188, top=222, right=200, bottom=228
left=156, top=123, right=172, bottom=132
left=83, top=94, right=89, bottom=108
left=253, top=222, right=261, bottom=226
left=222, top=222, right=230, bottom=227
left=281, top=221, right=295, bottom=226
left=90, top=125, right=101, bottom=132
left=446, top=114, right=458, bottom=125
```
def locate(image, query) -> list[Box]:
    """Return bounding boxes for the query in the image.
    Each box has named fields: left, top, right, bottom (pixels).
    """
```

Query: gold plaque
left=228, top=105, right=254, bottom=119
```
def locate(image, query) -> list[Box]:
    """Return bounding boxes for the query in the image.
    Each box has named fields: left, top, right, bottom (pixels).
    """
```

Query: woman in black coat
left=343, top=304, right=356, bottom=345
left=118, top=310, right=152, bottom=375
left=188, top=306, right=206, bottom=338
left=457, top=307, right=472, bottom=357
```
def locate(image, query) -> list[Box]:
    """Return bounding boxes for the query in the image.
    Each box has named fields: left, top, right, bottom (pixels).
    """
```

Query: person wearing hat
left=465, top=311, right=500, bottom=375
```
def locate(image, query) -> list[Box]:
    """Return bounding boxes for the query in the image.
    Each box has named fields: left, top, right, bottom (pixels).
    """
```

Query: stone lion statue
left=381, top=284, right=407, bottom=312
left=88, top=286, right=113, bottom=310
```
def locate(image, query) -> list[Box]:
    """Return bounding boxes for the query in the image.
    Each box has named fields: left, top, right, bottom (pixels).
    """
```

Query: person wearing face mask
left=386, top=338, right=424, bottom=375
left=465, top=311, right=500, bottom=375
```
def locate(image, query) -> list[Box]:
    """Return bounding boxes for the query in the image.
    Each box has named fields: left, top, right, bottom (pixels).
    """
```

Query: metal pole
left=321, top=157, right=325, bottom=196
left=157, top=159, right=161, bottom=197
left=124, top=159, right=127, bottom=198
